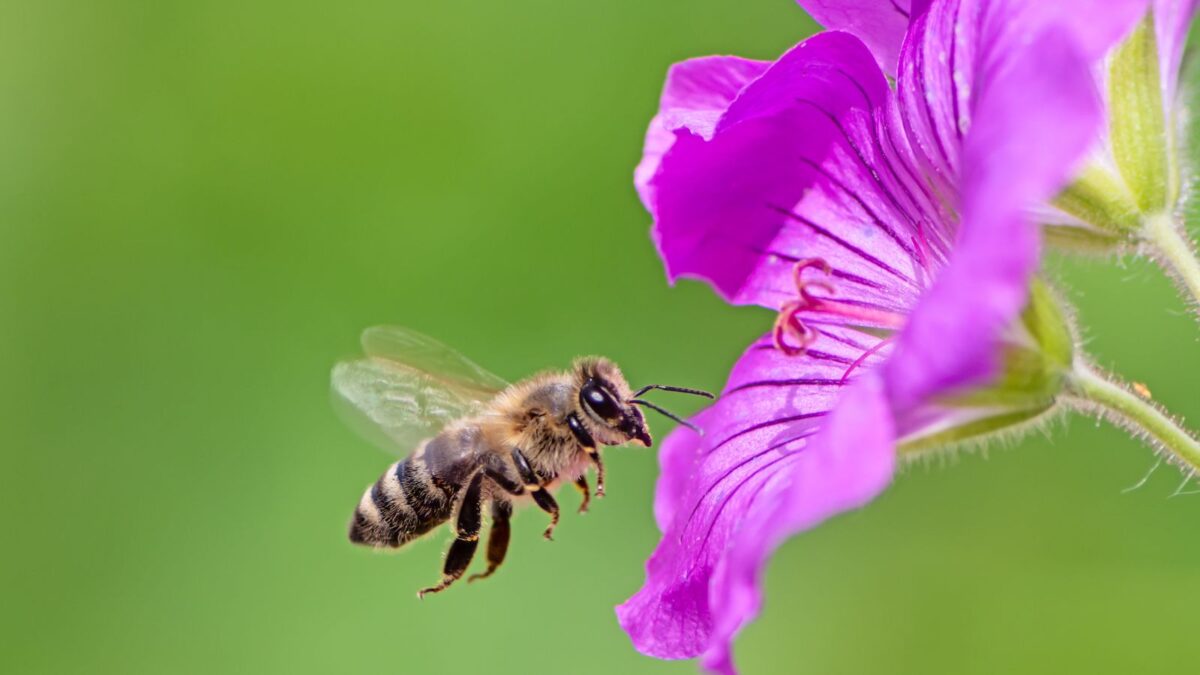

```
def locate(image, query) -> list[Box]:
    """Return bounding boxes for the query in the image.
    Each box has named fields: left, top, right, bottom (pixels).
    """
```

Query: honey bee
left=333, top=326, right=711, bottom=597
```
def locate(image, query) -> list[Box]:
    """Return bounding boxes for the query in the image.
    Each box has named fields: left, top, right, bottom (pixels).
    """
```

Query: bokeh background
left=3, top=1, right=1199, bottom=673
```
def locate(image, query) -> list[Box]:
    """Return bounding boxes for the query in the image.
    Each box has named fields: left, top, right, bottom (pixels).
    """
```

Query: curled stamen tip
left=776, top=343, right=809, bottom=357
left=796, top=257, right=832, bottom=274
left=799, top=280, right=836, bottom=304
left=771, top=326, right=815, bottom=357
left=772, top=301, right=818, bottom=357
left=791, top=258, right=837, bottom=304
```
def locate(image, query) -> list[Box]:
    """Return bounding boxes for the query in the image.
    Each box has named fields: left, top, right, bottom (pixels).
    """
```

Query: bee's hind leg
left=418, top=471, right=484, bottom=599
left=467, top=500, right=512, bottom=583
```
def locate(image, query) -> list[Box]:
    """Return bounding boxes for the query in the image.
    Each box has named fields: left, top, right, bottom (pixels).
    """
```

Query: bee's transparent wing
left=332, top=326, right=509, bottom=454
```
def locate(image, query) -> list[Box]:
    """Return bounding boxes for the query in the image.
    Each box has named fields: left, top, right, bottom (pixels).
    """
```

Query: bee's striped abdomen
left=348, top=452, right=456, bottom=548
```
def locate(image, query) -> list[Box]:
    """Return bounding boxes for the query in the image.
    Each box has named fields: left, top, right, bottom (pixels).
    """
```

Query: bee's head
left=573, top=357, right=651, bottom=447
left=572, top=358, right=714, bottom=447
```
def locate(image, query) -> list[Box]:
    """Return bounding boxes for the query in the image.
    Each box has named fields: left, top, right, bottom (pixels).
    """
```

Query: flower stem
left=1144, top=211, right=1200, bottom=317
left=1063, top=361, right=1200, bottom=474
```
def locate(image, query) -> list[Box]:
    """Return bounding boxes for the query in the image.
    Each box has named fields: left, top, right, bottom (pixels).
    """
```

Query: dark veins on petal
left=756, top=246, right=890, bottom=291
left=690, top=447, right=810, bottom=552
left=792, top=153, right=916, bottom=258
left=911, top=19, right=956, bottom=174
left=793, top=93, right=921, bottom=242
left=948, top=0, right=964, bottom=142
left=823, top=59, right=950, bottom=242
left=701, top=457, right=803, bottom=557
left=771, top=206, right=918, bottom=287
left=704, top=411, right=828, bottom=458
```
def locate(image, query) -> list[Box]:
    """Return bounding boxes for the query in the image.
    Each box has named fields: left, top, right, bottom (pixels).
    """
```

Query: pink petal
left=653, top=411, right=707, bottom=531
left=617, top=326, right=892, bottom=663
left=650, top=32, right=934, bottom=313
left=795, top=0, right=915, bottom=75
left=1154, top=0, right=1199, bottom=104
left=636, top=56, right=771, bottom=210
left=1002, top=0, right=1149, bottom=60
left=702, top=374, right=895, bottom=674
left=886, top=21, right=1103, bottom=409
left=893, top=0, right=1146, bottom=209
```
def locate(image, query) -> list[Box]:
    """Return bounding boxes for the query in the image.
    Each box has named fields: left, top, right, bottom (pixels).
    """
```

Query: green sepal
left=1109, top=12, right=1169, bottom=212
left=897, top=405, right=1053, bottom=458
left=894, top=281, right=1076, bottom=459
left=1051, top=164, right=1141, bottom=234
left=942, top=346, right=1060, bottom=409
left=1042, top=224, right=1125, bottom=255
left=939, top=279, right=1073, bottom=410
left=1021, top=279, right=1073, bottom=369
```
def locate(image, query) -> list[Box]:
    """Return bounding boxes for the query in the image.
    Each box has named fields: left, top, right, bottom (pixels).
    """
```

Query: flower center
left=772, top=258, right=907, bottom=356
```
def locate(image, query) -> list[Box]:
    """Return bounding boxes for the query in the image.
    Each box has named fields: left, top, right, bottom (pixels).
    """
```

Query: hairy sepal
left=900, top=280, right=1075, bottom=457
left=1110, top=12, right=1171, bottom=212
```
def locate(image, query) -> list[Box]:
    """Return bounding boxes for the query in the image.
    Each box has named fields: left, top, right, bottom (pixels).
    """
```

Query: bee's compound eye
left=582, top=381, right=620, bottom=421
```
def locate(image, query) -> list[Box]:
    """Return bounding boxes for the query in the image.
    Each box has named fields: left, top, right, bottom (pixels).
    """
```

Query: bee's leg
left=586, top=448, right=606, bottom=498
left=573, top=475, right=591, bottom=514
left=530, top=489, right=559, bottom=541
left=467, top=500, right=512, bottom=583
left=511, top=448, right=560, bottom=541
left=568, top=413, right=604, bottom=497
left=417, top=471, right=484, bottom=599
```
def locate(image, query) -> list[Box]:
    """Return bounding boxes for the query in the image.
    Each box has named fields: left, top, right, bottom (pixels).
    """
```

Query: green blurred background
left=3, top=1, right=1199, bottom=673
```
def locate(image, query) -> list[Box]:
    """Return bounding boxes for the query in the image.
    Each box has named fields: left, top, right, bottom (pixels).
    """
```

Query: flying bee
left=333, top=326, right=712, bottom=598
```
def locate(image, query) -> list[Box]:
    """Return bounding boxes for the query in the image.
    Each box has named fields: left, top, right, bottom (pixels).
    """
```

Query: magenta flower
left=618, top=1, right=1148, bottom=672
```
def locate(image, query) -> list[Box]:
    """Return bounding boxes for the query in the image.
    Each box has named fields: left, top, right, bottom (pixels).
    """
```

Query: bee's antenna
left=630, top=399, right=703, bottom=435
left=632, top=384, right=715, bottom=399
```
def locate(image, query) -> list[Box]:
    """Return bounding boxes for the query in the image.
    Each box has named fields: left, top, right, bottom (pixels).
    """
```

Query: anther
left=790, top=258, right=833, bottom=302
left=772, top=301, right=817, bottom=356
left=772, top=258, right=836, bottom=356
left=771, top=258, right=906, bottom=357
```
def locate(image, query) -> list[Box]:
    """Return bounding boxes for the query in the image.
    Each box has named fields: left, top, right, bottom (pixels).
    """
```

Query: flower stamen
left=772, top=299, right=818, bottom=355
left=772, top=258, right=906, bottom=356
left=792, top=258, right=835, bottom=302
left=839, top=335, right=896, bottom=383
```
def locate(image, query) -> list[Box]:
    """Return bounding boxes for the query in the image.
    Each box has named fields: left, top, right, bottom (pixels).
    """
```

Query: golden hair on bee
left=333, top=327, right=712, bottom=598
